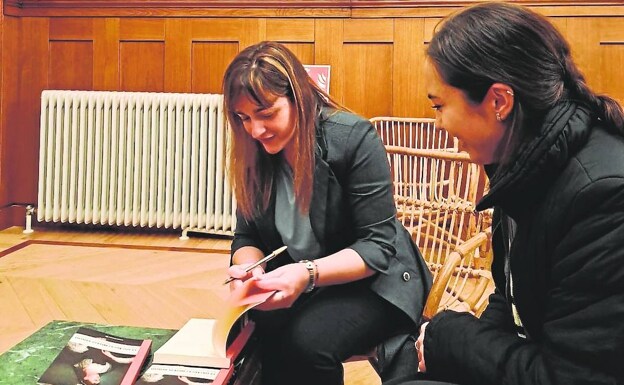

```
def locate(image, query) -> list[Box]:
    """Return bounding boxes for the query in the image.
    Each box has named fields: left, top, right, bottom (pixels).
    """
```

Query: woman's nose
left=248, top=120, right=266, bottom=139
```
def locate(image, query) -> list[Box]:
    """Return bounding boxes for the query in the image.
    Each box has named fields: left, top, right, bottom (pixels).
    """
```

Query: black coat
left=231, top=109, right=432, bottom=369
left=424, top=101, right=624, bottom=385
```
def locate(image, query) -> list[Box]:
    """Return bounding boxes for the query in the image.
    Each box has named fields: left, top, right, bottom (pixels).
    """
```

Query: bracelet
left=299, top=260, right=318, bottom=293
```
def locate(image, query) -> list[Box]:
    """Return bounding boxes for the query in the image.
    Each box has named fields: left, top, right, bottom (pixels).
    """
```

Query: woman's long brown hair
left=223, top=41, right=344, bottom=219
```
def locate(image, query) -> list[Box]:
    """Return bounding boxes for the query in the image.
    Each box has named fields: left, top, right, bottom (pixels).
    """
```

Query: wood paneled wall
left=1, top=3, right=624, bottom=228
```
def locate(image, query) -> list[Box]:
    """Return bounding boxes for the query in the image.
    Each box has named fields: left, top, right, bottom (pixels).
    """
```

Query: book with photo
left=37, top=327, right=152, bottom=385
left=135, top=364, right=219, bottom=385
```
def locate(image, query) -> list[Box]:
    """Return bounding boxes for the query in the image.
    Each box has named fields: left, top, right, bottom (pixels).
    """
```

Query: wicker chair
left=423, top=225, right=494, bottom=320
left=384, top=144, right=494, bottom=311
left=357, top=226, right=493, bottom=374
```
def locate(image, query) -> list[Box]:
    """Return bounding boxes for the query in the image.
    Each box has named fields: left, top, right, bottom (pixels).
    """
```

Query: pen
left=223, top=245, right=288, bottom=285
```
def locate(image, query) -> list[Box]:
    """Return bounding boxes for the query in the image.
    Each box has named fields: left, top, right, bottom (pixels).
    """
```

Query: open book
left=37, top=327, right=152, bottom=385
left=152, top=278, right=275, bottom=369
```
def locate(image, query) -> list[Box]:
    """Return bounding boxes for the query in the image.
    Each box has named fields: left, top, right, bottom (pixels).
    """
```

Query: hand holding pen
left=224, top=245, right=288, bottom=285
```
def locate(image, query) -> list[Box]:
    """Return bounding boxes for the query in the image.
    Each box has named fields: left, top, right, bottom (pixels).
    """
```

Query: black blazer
left=231, top=109, right=431, bottom=327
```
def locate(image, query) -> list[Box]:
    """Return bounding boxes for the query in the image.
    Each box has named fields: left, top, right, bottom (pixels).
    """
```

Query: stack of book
left=34, top=278, right=275, bottom=385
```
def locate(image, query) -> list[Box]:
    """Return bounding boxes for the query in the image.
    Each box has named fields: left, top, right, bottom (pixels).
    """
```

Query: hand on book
left=251, top=263, right=311, bottom=310
left=227, top=277, right=276, bottom=307
left=227, top=263, right=265, bottom=291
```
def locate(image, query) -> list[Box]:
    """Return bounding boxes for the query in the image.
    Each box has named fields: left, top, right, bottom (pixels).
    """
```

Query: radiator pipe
left=0, top=203, right=36, bottom=234
left=24, top=205, right=35, bottom=234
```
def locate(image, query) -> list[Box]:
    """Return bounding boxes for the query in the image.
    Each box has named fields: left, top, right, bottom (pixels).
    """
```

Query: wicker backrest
left=371, top=116, right=459, bottom=152
left=384, top=145, right=494, bottom=318
left=385, top=146, right=487, bottom=261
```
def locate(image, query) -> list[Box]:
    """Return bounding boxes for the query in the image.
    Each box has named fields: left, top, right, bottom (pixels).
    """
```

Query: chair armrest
left=422, top=227, right=492, bottom=321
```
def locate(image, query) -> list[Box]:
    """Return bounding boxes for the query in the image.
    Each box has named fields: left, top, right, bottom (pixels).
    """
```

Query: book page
left=154, top=278, right=275, bottom=369
left=153, top=319, right=229, bottom=368
left=212, top=278, right=275, bottom=358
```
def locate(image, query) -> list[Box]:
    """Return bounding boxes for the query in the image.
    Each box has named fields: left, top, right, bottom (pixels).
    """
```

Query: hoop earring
left=496, top=112, right=502, bottom=122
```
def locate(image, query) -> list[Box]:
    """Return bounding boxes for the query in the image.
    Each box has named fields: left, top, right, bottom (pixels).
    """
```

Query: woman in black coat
left=386, top=3, right=624, bottom=385
left=222, top=41, right=431, bottom=385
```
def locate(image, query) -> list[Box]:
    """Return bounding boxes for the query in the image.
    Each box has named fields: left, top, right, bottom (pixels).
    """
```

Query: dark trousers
left=251, top=281, right=412, bottom=385
left=380, top=338, right=459, bottom=385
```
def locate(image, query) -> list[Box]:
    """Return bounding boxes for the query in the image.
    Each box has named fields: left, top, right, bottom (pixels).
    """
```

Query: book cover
left=37, top=327, right=152, bottom=385
left=153, top=278, right=273, bottom=369
left=135, top=364, right=219, bottom=384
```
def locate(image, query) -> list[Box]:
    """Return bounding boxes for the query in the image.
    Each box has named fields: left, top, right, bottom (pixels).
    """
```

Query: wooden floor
left=0, top=225, right=379, bottom=385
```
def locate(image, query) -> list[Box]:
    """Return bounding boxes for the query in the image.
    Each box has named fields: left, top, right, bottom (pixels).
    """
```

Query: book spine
left=119, top=339, right=152, bottom=385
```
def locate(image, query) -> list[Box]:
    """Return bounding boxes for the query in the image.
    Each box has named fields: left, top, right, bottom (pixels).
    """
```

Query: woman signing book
left=222, top=41, right=431, bottom=385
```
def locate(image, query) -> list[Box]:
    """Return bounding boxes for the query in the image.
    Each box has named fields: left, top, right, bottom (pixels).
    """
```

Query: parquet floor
left=0, top=226, right=379, bottom=385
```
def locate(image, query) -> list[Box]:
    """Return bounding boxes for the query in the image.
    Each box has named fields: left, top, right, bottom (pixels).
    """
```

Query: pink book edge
left=119, top=339, right=152, bottom=385
left=212, top=322, right=255, bottom=385
left=226, top=321, right=255, bottom=361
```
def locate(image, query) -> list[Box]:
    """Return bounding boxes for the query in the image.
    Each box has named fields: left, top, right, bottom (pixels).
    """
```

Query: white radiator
left=37, top=90, right=236, bottom=235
